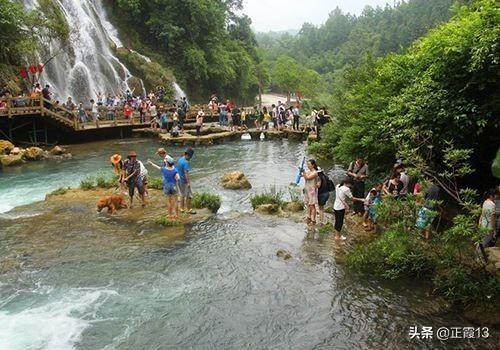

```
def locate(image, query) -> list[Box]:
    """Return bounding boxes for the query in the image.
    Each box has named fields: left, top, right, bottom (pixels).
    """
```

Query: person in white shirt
left=333, top=179, right=365, bottom=241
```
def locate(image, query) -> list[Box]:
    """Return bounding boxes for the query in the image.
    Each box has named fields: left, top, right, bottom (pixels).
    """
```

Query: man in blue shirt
left=177, top=147, right=195, bottom=214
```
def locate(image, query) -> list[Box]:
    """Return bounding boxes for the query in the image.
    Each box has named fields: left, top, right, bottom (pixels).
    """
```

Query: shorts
left=128, top=178, right=144, bottom=197
left=178, top=182, right=193, bottom=198
left=163, top=183, right=178, bottom=196
left=318, top=192, right=330, bottom=206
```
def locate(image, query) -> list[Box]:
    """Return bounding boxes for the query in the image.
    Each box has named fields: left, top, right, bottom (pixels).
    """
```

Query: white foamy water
left=0, top=289, right=117, bottom=350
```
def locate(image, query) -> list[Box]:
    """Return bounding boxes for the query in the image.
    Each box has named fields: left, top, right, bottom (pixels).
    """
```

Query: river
left=0, top=138, right=495, bottom=349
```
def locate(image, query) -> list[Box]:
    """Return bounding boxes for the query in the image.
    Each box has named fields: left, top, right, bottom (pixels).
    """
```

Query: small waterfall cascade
left=24, top=0, right=135, bottom=103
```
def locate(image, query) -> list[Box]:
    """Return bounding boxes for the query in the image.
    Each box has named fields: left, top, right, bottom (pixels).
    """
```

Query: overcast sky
left=243, top=0, right=392, bottom=32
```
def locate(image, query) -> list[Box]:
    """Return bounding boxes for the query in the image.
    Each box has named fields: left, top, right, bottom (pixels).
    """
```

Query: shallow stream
left=0, top=139, right=495, bottom=349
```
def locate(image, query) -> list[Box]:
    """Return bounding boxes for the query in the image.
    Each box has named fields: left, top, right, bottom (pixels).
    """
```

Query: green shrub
left=80, top=176, right=95, bottom=190
left=250, top=187, right=284, bottom=209
left=192, top=192, right=221, bottom=213
left=149, top=176, right=163, bottom=190
left=346, top=228, right=435, bottom=279
left=95, top=171, right=119, bottom=188
left=49, top=187, right=70, bottom=196
left=318, top=222, right=333, bottom=236
left=154, top=216, right=182, bottom=227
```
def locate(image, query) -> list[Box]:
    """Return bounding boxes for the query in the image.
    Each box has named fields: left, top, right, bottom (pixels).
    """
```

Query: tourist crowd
left=300, top=156, right=499, bottom=247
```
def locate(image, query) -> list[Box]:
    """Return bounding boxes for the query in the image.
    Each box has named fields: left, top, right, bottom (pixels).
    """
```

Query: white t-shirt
left=91, top=102, right=98, bottom=114
left=480, top=199, right=495, bottom=230
left=334, top=184, right=353, bottom=211
left=138, top=160, right=148, bottom=179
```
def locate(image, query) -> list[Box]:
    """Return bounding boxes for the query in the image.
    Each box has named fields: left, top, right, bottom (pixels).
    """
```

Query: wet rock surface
left=221, top=171, right=252, bottom=190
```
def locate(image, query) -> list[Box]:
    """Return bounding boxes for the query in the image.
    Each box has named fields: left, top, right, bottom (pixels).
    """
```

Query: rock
left=50, top=145, right=65, bottom=155
left=10, top=147, right=21, bottom=155
left=284, top=201, right=304, bottom=212
left=0, top=154, right=24, bottom=166
left=0, top=140, right=14, bottom=154
left=23, top=147, right=47, bottom=161
left=276, top=249, right=292, bottom=260
left=221, top=171, right=252, bottom=190
left=256, top=204, right=279, bottom=214
left=485, top=247, right=500, bottom=276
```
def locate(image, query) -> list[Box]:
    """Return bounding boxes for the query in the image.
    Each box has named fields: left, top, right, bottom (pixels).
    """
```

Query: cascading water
left=24, top=0, right=134, bottom=103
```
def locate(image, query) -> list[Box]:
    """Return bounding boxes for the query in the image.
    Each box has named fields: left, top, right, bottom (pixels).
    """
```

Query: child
left=364, top=189, right=381, bottom=231
left=148, top=156, right=179, bottom=219
left=363, top=183, right=382, bottom=228
left=170, top=124, right=180, bottom=137
left=195, top=111, right=204, bottom=136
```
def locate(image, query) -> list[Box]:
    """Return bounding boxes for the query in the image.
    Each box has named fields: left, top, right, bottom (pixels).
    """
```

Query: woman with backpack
left=317, top=166, right=335, bottom=224
left=301, top=159, right=320, bottom=224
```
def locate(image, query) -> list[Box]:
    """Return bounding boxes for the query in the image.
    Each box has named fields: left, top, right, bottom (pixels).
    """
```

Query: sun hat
left=110, top=154, right=122, bottom=164
left=165, top=155, right=175, bottom=165
left=156, top=147, right=167, bottom=155
left=127, top=151, right=137, bottom=157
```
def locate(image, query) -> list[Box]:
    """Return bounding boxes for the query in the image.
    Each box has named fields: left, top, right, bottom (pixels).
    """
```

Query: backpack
left=319, top=171, right=335, bottom=192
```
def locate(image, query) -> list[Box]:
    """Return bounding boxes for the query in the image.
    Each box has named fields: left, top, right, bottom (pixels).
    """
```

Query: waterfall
left=24, top=0, right=133, bottom=103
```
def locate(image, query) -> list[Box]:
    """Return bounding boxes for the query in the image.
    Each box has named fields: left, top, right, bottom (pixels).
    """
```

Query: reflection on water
left=0, top=139, right=496, bottom=349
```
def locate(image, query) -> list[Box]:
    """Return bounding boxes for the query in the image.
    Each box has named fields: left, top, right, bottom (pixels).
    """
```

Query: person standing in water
left=121, top=151, right=146, bottom=208
left=333, top=179, right=365, bottom=241
left=346, top=156, right=369, bottom=215
left=148, top=156, right=180, bottom=219
left=302, top=159, right=320, bottom=224
left=177, top=147, right=196, bottom=214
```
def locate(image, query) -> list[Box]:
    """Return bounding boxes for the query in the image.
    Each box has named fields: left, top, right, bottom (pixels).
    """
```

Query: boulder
left=24, top=147, right=47, bottom=161
left=276, top=249, right=292, bottom=260
left=221, top=171, right=252, bottom=190
left=256, top=204, right=279, bottom=214
left=10, top=147, right=21, bottom=155
left=485, top=247, right=500, bottom=276
left=0, top=140, right=14, bottom=154
left=0, top=154, right=24, bottom=166
left=50, top=145, right=65, bottom=155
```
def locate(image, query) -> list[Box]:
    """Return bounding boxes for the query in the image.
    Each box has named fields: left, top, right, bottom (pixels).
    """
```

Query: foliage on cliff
left=107, top=0, right=261, bottom=104
left=309, top=0, right=499, bottom=189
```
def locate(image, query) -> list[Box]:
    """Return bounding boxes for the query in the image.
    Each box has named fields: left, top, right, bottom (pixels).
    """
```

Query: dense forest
left=256, top=0, right=460, bottom=95
left=105, top=0, right=261, bottom=104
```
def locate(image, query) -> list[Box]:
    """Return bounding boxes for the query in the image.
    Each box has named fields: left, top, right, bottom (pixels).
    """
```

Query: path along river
left=0, top=138, right=496, bottom=349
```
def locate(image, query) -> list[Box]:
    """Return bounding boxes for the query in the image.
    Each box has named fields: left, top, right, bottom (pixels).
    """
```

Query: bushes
left=192, top=192, right=221, bottom=213
left=155, top=216, right=182, bottom=227
left=95, top=172, right=119, bottom=188
left=48, top=187, right=69, bottom=196
left=250, top=187, right=284, bottom=210
left=148, top=176, right=163, bottom=190
left=80, top=172, right=118, bottom=190
left=80, top=176, right=95, bottom=190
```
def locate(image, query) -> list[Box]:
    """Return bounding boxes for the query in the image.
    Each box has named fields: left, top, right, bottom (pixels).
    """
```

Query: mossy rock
left=50, top=145, right=65, bottom=155
left=256, top=204, right=279, bottom=214
left=283, top=201, right=304, bottom=212
left=24, top=147, right=47, bottom=161
left=221, top=171, right=252, bottom=190
left=0, top=154, right=24, bottom=166
left=0, top=140, right=14, bottom=154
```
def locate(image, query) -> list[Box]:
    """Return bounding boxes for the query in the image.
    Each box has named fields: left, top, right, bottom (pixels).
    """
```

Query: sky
left=243, top=0, right=392, bottom=32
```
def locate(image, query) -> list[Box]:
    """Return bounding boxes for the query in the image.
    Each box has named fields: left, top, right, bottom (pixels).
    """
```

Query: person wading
left=177, top=147, right=196, bottom=214
left=333, top=179, right=365, bottom=241
left=302, top=159, right=320, bottom=224
left=121, top=151, right=146, bottom=208
left=346, top=156, right=369, bottom=216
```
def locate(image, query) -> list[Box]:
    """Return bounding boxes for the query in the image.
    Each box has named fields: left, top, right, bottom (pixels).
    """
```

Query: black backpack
left=319, top=171, right=335, bottom=192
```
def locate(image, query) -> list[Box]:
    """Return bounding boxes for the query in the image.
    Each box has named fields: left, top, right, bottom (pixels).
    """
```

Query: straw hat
left=156, top=147, right=167, bottom=155
left=110, top=154, right=122, bottom=164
